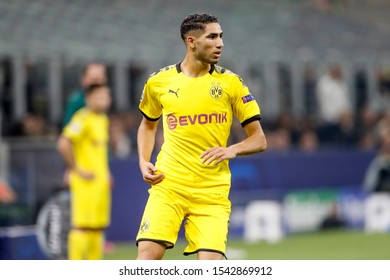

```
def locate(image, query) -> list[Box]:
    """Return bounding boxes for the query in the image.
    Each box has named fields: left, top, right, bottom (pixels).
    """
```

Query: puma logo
left=168, top=88, right=180, bottom=97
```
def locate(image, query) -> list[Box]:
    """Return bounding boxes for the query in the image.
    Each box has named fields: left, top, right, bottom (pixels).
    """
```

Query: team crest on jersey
left=139, top=218, right=150, bottom=234
left=210, top=82, right=223, bottom=99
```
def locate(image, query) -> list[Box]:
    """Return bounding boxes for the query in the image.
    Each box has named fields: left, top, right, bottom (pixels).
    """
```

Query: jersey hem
left=136, top=238, right=174, bottom=249
left=183, top=248, right=227, bottom=259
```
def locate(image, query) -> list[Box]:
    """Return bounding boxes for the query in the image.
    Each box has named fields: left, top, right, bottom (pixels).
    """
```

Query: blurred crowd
left=254, top=63, right=390, bottom=153
left=1, top=61, right=390, bottom=158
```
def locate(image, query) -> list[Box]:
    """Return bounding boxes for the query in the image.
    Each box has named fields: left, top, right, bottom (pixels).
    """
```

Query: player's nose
left=217, top=38, right=224, bottom=49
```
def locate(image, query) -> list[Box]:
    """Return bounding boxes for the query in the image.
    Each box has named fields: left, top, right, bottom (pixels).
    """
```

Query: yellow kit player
left=57, top=84, right=112, bottom=260
left=136, top=13, right=267, bottom=260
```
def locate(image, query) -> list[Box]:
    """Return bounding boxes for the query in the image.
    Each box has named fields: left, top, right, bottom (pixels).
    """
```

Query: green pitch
left=104, top=230, right=390, bottom=260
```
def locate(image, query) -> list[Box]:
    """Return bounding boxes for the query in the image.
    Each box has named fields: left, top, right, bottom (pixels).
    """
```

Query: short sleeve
left=231, top=75, right=261, bottom=126
left=139, top=79, right=162, bottom=121
left=62, top=112, right=87, bottom=142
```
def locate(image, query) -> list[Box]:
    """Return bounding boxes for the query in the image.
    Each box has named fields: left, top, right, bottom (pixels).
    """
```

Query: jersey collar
left=176, top=63, right=215, bottom=75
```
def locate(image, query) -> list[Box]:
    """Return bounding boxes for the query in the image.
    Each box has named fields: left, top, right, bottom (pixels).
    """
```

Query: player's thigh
left=184, top=194, right=231, bottom=255
left=137, top=186, right=186, bottom=246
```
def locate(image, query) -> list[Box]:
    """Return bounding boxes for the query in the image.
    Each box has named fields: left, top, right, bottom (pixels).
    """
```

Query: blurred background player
left=62, top=63, right=107, bottom=128
left=61, top=62, right=115, bottom=254
left=57, top=84, right=112, bottom=260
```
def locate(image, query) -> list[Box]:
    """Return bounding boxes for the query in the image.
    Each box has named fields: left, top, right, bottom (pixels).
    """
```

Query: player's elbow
left=257, top=136, right=267, bottom=153
left=259, top=142, right=267, bottom=153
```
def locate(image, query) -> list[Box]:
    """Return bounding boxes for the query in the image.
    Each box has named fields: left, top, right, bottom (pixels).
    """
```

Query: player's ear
left=186, top=35, right=196, bottom=49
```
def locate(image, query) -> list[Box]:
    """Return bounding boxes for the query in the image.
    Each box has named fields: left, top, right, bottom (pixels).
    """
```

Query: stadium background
left=1, top=0, right=390, bottom=259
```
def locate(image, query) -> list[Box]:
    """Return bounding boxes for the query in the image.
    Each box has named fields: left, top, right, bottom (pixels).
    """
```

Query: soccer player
left=136, top=13, right=267, bottom=260
left=62, top=63, right=107, bottom=128
left=57, top=84, right=112, bottom=260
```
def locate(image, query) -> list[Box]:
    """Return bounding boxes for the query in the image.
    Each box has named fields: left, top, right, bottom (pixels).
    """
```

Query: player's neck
left=180, top=57, right=211, bottom=78
left=86, top=106, right=103, bottom=114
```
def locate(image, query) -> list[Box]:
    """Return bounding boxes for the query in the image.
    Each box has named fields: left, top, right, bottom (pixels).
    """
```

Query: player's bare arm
left=201, top=120, right=267, bottom=165
left=56, top=136, right=95, bottom=180
left=137, top=117, right=165, bottom=185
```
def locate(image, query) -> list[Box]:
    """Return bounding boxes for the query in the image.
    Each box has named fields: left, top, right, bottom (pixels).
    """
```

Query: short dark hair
left=85, top=83, right=108, bottom=95
left=180, top=13, right=219, bottom=40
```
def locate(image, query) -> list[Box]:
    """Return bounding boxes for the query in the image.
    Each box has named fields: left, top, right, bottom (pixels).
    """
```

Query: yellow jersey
left=139, top=63, right=261, bottom=192
left=62, top=108, right=110, bottom=186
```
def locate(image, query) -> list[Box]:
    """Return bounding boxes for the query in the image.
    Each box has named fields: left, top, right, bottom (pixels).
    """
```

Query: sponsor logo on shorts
left=139, top=218, right=150, bottom=234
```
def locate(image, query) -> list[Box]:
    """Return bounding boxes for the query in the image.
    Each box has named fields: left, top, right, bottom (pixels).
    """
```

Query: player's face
left=193, top=23, right=224, bottom=64
left=88, top=87, right=112, bottom=113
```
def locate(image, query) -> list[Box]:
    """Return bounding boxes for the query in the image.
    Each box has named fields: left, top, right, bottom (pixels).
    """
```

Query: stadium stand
left=0, top=0, right=389, bottom=63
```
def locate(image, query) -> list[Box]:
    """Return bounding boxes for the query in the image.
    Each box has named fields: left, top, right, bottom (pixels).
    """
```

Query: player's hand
left=0, top=181, right=17, bottom=204
left=63, top=170, right=70, bottom=187
left=200, top=146, right=237, bottom=165
left=139, top=160, right=165, bottom=185
left=110, top=173, right=115, bottom=189
left=74, top=167, right=95, bottom=181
